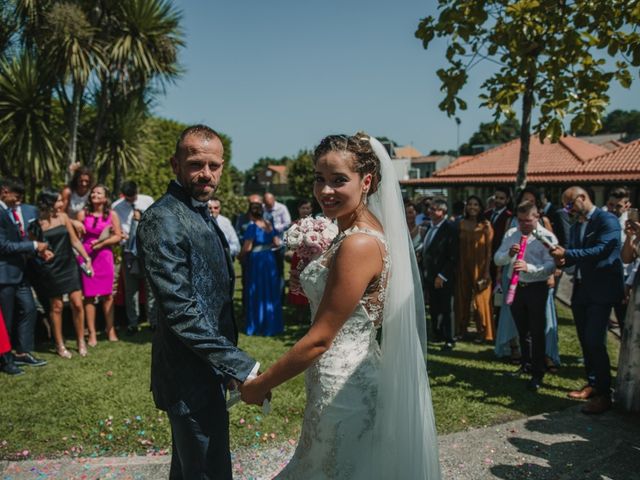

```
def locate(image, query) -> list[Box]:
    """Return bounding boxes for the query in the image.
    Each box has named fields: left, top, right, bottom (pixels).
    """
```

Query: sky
left=155, top=0, right=639, bottom=171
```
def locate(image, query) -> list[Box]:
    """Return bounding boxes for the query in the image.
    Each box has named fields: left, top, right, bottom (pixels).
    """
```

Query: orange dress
left=454, top=219, right=495, bottom=341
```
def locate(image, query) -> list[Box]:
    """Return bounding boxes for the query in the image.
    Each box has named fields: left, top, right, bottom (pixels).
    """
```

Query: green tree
left=416, top=0, right=640, bottom=194
left=459, top=118, right=520, bottom=155
left=600, top=109, right=640, bottom=138
left=44, top=1, right=103, bottom=177
left=0, top=53, right=61, bottom=192
left=86, top=0, right=184, bottom=167
left=287, top=150, right=315, bottom=201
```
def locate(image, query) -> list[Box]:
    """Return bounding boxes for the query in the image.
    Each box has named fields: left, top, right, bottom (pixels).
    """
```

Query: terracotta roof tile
left=401, top=136, right=636, bottom=186
left=393, top=145, right=424, bottom=158
left=411, top=155, right=445, bottom=164
left=432, top=137, right=608, bottom=179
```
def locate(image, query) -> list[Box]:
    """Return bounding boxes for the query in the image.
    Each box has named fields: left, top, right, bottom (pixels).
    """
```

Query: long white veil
left=367, top=136, right=441, bottom=479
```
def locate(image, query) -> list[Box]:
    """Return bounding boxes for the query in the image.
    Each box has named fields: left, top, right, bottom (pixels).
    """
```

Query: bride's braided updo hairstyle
left=313, top=133, right=382, bottom=196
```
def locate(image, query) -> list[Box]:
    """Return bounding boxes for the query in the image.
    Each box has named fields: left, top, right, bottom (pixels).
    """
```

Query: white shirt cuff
left=247, top=362, right=260, bottom=381
left=437, top=274, right=448, bottom=282
left=33, top=241, right=38, bottom=250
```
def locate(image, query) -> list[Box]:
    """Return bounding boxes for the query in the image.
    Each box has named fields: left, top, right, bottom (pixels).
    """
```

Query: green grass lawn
left=0, top=294, right=619, bottom=460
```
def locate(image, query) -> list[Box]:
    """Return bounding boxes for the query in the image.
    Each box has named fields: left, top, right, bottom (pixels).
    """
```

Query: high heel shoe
left=56, top=345, right=72, bottom=359
left=78, top=341, right=88, bottom=357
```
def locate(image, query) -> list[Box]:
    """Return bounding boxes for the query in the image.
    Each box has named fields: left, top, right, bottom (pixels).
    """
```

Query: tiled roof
left=400, top=136, right=637, bottom=186
left=393, top=145, right=424, bottom=158
left=267, top=165, right=288, bottom=182
left=579, top=138, right=640, bottom=174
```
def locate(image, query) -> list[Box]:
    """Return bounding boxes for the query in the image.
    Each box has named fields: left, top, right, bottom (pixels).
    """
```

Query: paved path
left=2, top=405, right=639, bottom=479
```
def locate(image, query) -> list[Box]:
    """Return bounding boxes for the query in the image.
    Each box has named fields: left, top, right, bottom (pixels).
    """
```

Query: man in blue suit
left=0, top=178, right=51, bottom=374
left=551, top=186, right=624, bottom=414
left=138, top=125, right=264, bottom=479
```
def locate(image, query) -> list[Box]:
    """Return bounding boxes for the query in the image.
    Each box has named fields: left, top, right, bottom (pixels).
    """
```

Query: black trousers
left=0, top=281, right=37, bottom=354
left=426, top=283, right=454, bottom=343
left=167, top=386, right=232, bottom=480
left=572, top=284, right=613, bottom=394
left=510, top=282, right=548, bottom=379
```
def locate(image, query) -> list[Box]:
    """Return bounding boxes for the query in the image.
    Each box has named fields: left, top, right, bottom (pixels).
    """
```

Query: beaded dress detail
left=275, top=226, right=390, bottom=479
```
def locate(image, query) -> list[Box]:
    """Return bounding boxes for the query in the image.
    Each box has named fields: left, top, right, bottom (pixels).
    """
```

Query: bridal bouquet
left=285, top=217, right=338, bottom=292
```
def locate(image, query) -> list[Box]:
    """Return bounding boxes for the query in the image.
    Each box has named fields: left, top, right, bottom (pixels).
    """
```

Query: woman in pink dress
left=77, top=185, right=122, bottom=345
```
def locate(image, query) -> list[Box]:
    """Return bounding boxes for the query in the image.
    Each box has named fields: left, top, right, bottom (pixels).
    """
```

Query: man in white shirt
left=605, top=187, right=633, bottom=328
left=263, top=193, right=289, bottom=291
left=112, top=181, right=155, bottom=334
left=263, top=193, right=291, bottom=234
left=208, top=198, right=240, bottom=258
left=495, top=200, right=557, bottom=391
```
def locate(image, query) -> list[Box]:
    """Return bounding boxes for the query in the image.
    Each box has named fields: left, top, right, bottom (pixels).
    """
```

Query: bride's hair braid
left=313, top=132, right=382, bottom=195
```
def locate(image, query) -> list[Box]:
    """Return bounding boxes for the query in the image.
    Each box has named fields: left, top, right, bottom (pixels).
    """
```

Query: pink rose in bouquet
left=284, top=217, right=338, bottom=293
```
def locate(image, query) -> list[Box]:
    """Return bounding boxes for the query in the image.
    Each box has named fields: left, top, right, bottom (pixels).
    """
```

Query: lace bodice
left=275, top=226, right=390, bottom=479
left=303, top=225, right=390, bottom=326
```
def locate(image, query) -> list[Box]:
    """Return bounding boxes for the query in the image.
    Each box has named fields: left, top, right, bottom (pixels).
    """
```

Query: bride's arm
left=240, top=234, right=383, bottom=404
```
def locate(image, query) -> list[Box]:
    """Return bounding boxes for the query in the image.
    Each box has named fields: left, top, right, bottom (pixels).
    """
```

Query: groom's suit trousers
left=168, top=384, right=231, bottom=480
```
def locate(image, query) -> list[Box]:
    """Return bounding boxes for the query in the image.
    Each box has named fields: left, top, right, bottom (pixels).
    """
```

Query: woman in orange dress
left=455, top=195, right=495, bottom=342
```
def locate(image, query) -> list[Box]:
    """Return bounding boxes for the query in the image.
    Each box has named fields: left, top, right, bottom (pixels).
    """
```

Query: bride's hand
left=239, top=377, right=271, bottom=406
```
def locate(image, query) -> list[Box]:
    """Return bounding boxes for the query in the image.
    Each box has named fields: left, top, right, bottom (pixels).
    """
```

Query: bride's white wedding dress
left=275, top=226, right=390, bottom=479
left=275, top=135, right=441, bottom=479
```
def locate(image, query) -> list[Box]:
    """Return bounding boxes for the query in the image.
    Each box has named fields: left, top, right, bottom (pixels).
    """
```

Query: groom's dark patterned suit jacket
left=138, top=181, right=256, bottom=416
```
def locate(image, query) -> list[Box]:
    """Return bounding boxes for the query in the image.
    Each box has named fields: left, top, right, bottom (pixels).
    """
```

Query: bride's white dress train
left=275, top=226, right=389, bottom=479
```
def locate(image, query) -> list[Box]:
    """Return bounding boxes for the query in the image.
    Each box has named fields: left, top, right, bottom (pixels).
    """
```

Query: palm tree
left=44, top=2, right=104, bottom=178
left=93, top=89, right=149, bottom=193
left=87, top=0, right=184, bottom=167
left=0, top=53, right=61, bottom=192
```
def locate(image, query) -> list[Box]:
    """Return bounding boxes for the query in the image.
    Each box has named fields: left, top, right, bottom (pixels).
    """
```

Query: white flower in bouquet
left=285, top=224, right=303, bottom=249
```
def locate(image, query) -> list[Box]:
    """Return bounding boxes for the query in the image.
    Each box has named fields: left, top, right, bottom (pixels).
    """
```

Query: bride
left=240, top=133, right=441, bottom=479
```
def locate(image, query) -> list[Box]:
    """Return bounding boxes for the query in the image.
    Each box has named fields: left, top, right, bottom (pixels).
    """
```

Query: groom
left=138, top=125, right=265, bottom=479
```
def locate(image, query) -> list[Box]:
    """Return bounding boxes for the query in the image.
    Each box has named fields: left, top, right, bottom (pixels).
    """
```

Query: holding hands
left=239, top=374, right=272, bottom=406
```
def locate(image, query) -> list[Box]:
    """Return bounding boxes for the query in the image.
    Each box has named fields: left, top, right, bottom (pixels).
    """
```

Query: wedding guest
left=239, top=200, right=283, bottom=336
left=264, top=192, right=290, bottom=293
left=0, top=306, right=22, bottom=375
left=208, top=198, right=240, bottom=258
left=495, top=201, right=557, bottom=391
left=616, top=218, right=640, bottom=412
left=264, top=192, right=292, bottom=234
left=415, top=196, right=433, bottom=226
left=61, top=166, right=93, bottom=235
left=539, top=188, right=570, bottom=248
left=235, top=193, right=262, bottom=240
left=32, top=190, right=92, bottom=358
left=287, top=199, right=313, bottom=323
left=551, top=186, right=624, bottom=414
left=421, top=199, right=457, bottom=350
left=405, top=201, right=427, bottom=261
left=78, top=184, right=122, bottom=345
left=454, top=195, right=494, bottom=342
left=606, top=187, right=632, bottom=328
left=0, top=178, right=51, bottom=368
left=112, top=181, right=155, bottom=334
left=486, top=186, right=512, bottom=285
left=494, top=188, right=561, bottom=370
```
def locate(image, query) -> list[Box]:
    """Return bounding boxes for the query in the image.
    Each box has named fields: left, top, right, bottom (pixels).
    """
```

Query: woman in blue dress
left=239, top=200, right=283, bottom=336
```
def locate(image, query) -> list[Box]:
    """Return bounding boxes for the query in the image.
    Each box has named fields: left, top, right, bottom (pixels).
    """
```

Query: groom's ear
left=170, top=156, right=179, bottom=175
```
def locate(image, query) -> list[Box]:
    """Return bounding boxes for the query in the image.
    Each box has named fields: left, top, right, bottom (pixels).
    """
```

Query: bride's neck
left=337, top=206, right=373, bottom=232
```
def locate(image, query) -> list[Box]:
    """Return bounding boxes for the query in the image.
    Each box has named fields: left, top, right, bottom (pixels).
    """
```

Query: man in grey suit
left=138, top=125, right=266, bottom=479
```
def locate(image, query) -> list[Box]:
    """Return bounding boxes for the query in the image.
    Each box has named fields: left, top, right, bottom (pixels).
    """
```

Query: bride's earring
left=362, top=190, right=368, bottom=206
